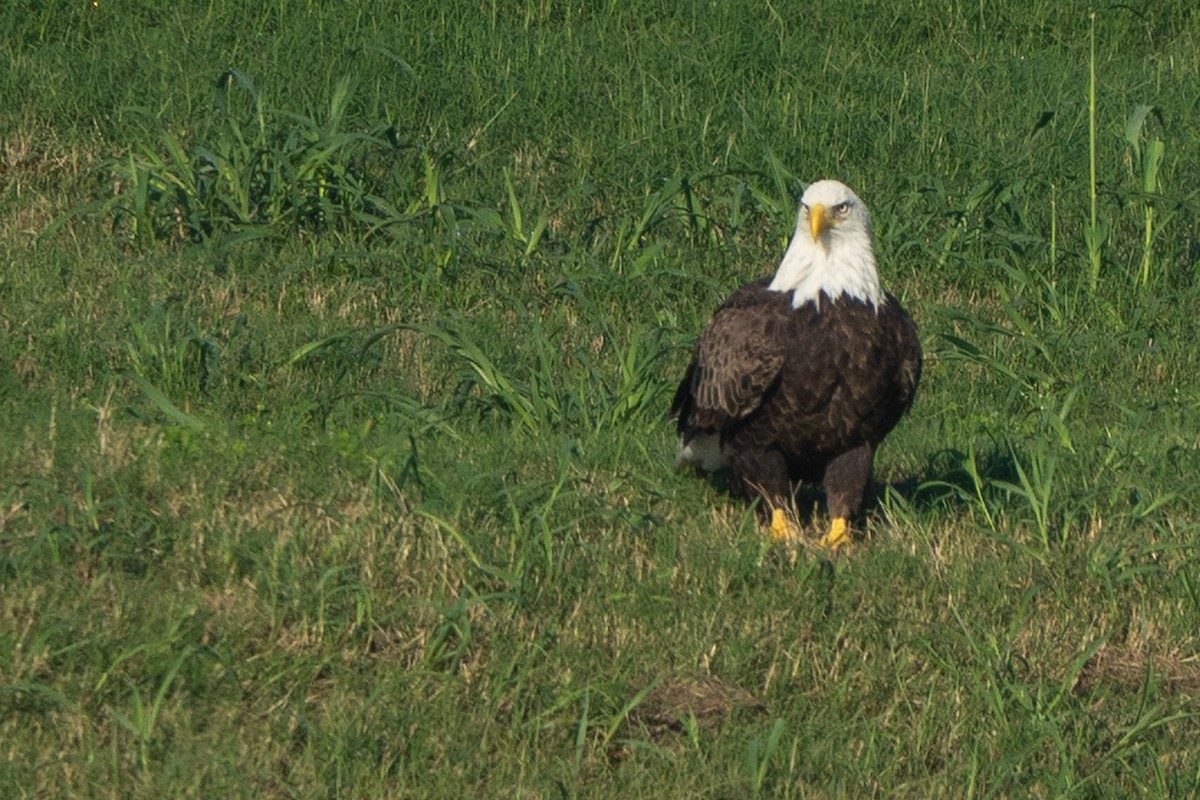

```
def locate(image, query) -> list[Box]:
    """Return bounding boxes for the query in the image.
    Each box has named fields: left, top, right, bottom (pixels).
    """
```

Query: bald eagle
left=671, top=180, right=921, bottom=549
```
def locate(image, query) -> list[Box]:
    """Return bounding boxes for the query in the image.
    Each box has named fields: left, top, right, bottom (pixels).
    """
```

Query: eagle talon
left=769, top=508, right=799, bottom=544
left=818, top=517, right=852, bottom=551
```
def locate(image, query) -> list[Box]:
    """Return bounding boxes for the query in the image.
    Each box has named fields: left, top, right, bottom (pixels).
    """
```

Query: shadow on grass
left=681, top=444, right=1023, bottom=529
left=877, top=445, right=1022, bottom=513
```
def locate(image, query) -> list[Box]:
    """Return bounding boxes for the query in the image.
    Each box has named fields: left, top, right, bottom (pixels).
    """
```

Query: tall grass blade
left=1086, top=10, right=1102, bottom=291
left=128, top=373, right=207, bottom=432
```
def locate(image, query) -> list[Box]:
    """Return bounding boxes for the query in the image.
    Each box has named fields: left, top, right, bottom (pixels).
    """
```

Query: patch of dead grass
left=609, top=673, right=766, bottom=764
left=1, top=123, right=99, bottom=240
left=1076, top=644, right=1200, bottom=698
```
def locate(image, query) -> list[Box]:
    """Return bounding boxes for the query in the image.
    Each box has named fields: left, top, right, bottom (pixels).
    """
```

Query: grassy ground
left=4, top=1, right=1200, bottom=797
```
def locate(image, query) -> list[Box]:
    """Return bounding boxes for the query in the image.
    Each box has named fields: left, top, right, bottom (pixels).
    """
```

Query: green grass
left=4, top=1, right=1200, bottom=797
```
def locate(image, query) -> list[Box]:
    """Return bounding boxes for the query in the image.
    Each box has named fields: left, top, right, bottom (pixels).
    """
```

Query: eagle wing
left=672, top=280, right=837, bottom=433
left=885, top=295, right=922, bottom=418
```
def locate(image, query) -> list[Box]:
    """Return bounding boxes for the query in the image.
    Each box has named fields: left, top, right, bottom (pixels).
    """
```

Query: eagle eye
left=833, top=201, right=851, bottom=216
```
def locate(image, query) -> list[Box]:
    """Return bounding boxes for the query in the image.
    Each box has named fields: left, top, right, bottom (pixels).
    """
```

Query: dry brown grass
left=1, top=123, right=100, bottom=240
left=1077, top=644, right=1200, bottom=698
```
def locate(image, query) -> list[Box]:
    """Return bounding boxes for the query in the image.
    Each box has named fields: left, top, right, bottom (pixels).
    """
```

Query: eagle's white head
left=768, top=179, right=884, bottom=309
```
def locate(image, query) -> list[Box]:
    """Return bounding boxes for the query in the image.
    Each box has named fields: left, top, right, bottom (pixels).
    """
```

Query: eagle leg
left=731, top=449, right=798, bottom=545
left=820, top=444, right=875, bottom=549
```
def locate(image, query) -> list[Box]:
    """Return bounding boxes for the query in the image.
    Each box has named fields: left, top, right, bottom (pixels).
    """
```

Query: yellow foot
left=769, top=508, right=800, bottom=544
left=818, top=517, right=852, bottom=551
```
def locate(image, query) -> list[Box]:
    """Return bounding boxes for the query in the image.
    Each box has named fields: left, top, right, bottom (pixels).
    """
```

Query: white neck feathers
left=766, top=181, right=885, bottom=309
left=768, top=231, right=884, bottom=309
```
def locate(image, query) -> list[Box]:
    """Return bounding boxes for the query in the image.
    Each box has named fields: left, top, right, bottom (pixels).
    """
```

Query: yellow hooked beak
left=809, top=203, right=829, bottom=241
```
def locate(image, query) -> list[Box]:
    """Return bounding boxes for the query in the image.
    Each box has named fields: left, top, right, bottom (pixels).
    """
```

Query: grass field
left=4, top=1, right=1200, bottom=796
